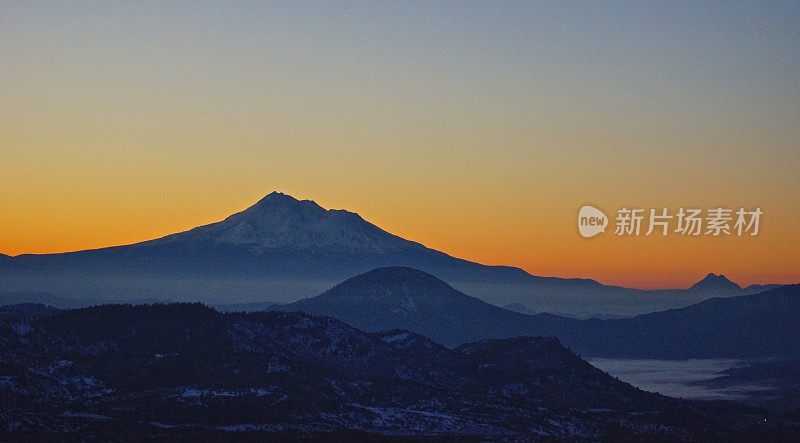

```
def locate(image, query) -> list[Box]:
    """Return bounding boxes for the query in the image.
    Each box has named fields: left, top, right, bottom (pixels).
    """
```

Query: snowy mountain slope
left=149, top=192, right=425, bottom=252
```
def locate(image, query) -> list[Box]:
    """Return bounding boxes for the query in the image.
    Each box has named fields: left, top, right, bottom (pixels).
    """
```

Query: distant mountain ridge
left=0, top=192, right=783, bottom=316
left=278, top=267, right=800, bottom=359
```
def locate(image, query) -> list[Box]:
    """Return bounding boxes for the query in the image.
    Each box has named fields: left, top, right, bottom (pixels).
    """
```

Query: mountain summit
left=152, top=191, right=424, bottom=252
left=326, top=266, right=457, bottom=296
left=690, top=273, right=742, bottom=291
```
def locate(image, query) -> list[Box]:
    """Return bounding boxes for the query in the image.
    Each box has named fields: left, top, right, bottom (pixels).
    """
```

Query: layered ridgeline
left=0, top=303, right=785, bottom=439
left=0, top=192, right=780, bottom=316
left=278, top=267, right=800, bottom=359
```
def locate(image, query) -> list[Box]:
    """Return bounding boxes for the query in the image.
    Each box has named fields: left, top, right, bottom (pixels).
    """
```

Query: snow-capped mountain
left=0, top=192, right=776, bottom=315
left=151, top=192, right=425, bottom=252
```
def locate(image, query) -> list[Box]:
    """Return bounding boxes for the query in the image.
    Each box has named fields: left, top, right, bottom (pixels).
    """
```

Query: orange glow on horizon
left=1, top=189, right=797, bottom=290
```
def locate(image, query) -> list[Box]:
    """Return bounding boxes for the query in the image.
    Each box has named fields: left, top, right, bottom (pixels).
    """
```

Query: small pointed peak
left=690, top=273, right=741, bottom=291
left=704, top=273, right=728, bottom=282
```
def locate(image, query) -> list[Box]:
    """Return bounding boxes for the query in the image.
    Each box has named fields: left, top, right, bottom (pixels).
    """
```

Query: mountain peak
left=689, top=273, right=741, bottom=291
left=281, top=266, right=523, bottom=346
left=259, top=191, right=298, bottom=202
left=157, top=193, right=422, bottom=253
left=246, top=191, right=321, bottom=212
left=349, top=266, right=446, bottom=284
left=326, top=267, right=456, bottom=297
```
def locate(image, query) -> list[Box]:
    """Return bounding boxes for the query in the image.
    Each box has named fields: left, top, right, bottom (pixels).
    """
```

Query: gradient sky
left=2, top=1, right=798, bottom=289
